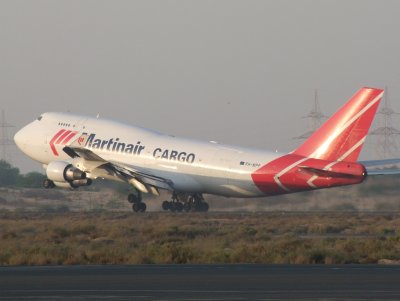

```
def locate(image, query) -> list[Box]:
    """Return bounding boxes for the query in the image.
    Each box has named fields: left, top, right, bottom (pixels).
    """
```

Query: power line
left=294, top=89, right=327, bottom=140
left=369, top=87, right=400, bottom=159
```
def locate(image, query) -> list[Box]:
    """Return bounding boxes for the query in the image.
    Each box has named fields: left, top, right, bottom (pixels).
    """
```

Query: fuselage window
left=58, top=122, right=72, bottom=127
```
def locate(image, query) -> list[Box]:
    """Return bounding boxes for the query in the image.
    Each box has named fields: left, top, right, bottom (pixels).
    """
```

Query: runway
left=1, top=264, right=400, bottom=300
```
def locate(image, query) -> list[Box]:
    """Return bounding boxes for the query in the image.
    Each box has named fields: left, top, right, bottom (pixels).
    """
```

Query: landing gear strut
left=43, top=178, right=55, bottom=189
left=128, top=191, right=147, bottom=212
left=162, top=192, right=209, bottom=212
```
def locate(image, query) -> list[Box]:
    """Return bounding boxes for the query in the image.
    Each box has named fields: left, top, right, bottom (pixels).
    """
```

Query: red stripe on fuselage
left=55, top=130, right=72, bottom=145
left=49, top=129, right=66, bottom=156
left=62, top=131, right=78, bottom=145
left=251, top=154, right=304, bottom=195
left=251, top=154, right=366, bottom=196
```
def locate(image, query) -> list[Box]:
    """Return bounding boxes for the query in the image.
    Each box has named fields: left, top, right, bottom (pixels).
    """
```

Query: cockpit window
left=37, top=115, right=43, bottom=121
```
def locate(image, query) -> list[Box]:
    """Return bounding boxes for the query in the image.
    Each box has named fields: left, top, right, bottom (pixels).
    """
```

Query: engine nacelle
left=70, top=178, right=92, bottom=188
left=46, top=161, right=86, bottom=183
left=52, top=179, right=92, bottom=189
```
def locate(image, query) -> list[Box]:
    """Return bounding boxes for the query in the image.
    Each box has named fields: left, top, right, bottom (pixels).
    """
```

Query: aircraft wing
left=63, top=146, right=174, bottom=191
left=357, top=158, right=400, bottom=176
left=359, top=158, right=400, bottom=167
left=107, top=160, right=174, bottom=190
left=63, top=145, right=105, bottom=162
left=366, top=168, right=400, bottom=175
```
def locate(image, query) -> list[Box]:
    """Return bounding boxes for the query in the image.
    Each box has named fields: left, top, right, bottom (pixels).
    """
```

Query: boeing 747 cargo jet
left=14, top=87, right=400, bottom=212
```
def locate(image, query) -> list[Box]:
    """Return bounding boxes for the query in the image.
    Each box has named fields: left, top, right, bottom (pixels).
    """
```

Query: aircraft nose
left=14, top=126, right=29, bottom=150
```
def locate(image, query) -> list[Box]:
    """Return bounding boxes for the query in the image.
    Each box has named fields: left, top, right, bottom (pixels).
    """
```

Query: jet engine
left=45, top=161, right=91, bottom=188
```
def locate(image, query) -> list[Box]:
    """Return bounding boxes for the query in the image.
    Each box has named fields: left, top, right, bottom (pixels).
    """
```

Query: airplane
left=14, top=87, right=400, bottom=212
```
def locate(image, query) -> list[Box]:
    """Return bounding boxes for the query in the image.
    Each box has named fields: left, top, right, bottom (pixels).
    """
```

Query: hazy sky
left=1, top=0, right=400, bottom=172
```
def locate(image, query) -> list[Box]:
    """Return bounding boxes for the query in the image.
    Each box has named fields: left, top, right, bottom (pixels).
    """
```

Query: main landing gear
left=128, top=191, right=147, bottom=212
left=127, top=191, right=209, bottom=213
left=162, top=193, right=209, bottom=212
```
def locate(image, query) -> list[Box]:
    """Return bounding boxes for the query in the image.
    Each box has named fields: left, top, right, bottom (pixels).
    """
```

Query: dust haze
left=1, top=0, right=399, bottom=172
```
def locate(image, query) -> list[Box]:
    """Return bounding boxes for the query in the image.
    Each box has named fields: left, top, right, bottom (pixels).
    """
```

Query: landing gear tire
left=176, top=202, right=183, bottom=212
left=162, top=200, right=170, bottom=211
left=128, top=193, right=139, bottom=204
left=43, top=179, right=55, bottom=189
left=138, top=202, right=146, bottom=212
left=200, top=202, right=209, bottom=212
left=128, top=190, right=146, bottom=212
left=163, top=193, right=209, bottom=213
left=163, top=200, right=184, bottom=212
left=132, top=202, right=146, bottom=212
left=183, top=202, right=191, bottom=212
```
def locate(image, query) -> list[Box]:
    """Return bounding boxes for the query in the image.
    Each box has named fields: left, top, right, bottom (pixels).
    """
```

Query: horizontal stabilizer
left=298, top=166, right=361, bottom=179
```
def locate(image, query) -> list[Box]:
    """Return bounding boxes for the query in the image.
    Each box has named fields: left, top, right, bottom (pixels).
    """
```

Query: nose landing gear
left=43, top=178, right=55, bottom=189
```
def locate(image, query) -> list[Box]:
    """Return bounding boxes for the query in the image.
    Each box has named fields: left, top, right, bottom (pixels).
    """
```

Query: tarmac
left=1, top=264, right=400, bottom=300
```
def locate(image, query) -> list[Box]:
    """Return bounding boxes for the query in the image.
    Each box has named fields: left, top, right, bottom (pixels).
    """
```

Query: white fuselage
left=14, top=112, right=281, bottom=197
left=14, top=88, right=387, bottom=206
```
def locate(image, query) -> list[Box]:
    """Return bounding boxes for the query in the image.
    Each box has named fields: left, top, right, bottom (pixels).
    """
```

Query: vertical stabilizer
left=293, top=87, right=384, bottom=162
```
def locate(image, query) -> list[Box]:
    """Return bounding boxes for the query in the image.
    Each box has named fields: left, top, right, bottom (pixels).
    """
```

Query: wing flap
left=63, top=146, right=106, bottom=162
left=108, top=161, right=173, bottom=190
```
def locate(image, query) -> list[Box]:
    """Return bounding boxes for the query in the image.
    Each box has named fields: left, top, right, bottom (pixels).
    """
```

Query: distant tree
left=18, top=172, right=45, bottom=188
left=0, top=160, right=20, bottom=187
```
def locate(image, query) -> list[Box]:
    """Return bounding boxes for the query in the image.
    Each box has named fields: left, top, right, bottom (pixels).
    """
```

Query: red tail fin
left=293, top=87, right=384, bottom=162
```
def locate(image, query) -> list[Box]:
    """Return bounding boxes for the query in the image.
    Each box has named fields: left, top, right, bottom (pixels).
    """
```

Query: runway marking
left=2, top=289, right=400, bottom=293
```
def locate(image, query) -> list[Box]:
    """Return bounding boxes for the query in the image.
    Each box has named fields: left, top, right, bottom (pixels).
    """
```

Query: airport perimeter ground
left=0, top=174, right=399, bottom=265
left=1, top=211, right=400, bottom=265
